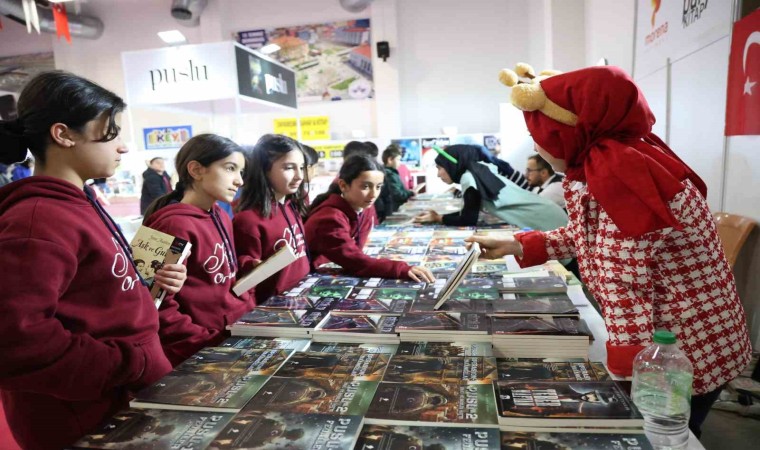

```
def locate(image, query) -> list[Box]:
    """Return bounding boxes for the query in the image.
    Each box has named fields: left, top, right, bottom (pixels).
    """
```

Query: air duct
left=339, top=0, right=373, bottom=13
left=171, top=0, right=207, bottom=27
left=0, top=0, right=104, bottom=40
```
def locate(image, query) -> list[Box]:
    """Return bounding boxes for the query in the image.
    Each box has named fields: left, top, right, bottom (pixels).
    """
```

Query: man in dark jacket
left=140, top=157, right=172, bottom=215
left=382, top=145, right=415, bottom=209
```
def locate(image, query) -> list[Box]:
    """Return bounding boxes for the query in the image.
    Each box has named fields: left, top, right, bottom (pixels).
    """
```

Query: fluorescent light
left=158, top=30, right=187, bottom=45
left=259, top=43, right=281, bottom=55
left=48, top=0, right=75, bottom=3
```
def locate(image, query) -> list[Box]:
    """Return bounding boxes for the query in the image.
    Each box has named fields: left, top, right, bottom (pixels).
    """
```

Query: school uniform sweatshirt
left=305, top=193, right=411, bottom=279
left=233, top=200, right=310, bottom=305
left=144, top=203, right=255, bottom=366
left=0, top=177, right=171, bottom=450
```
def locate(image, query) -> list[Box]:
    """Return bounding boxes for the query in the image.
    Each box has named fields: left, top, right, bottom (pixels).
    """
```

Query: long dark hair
left=143, top=134, right=244, bottom=221
left=309, top=154, right=384, bottom=213
left=0, top=71, right=125, bottom=165
left=236, top=134, right=308, bottom=219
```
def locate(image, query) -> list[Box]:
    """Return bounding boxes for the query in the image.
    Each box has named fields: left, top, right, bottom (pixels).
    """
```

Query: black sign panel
left=235, top=46, right=297, bottom=108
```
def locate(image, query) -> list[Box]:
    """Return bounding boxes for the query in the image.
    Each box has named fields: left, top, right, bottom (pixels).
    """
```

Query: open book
left=432, top=242, right=481, bottom=310
left=130, top=225, right=192, bottom=309
left=232, top=243, right=297, bottom=296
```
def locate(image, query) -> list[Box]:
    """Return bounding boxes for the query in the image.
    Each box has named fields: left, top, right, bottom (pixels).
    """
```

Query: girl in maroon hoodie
left=233, top=134, right=311, bottom=305
left=305, top=154, right=435, bottom=282
left=142, top=134, right=250, bottom=366
left=0, top=72, right=187, bottom=450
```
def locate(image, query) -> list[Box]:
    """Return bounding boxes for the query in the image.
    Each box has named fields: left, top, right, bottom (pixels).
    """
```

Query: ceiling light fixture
left=157, top=30, right=187, bottom=45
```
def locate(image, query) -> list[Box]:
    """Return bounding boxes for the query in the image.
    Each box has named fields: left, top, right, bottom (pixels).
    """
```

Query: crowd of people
left=0, top=66, right=751, bottom=449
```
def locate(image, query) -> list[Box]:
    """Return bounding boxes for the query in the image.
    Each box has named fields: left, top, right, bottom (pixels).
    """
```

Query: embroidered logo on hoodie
left=111, top=238, right=141, bottom=291
left=203, top=242, right=235, bottom=284
left=274, top=227, right=307, bottom=259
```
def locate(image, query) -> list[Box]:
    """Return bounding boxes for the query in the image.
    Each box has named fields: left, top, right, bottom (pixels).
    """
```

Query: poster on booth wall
left=725, top=9, right=760, bottom=136
left=391, top=138, right=422, bottom=168
left=143, top=126, right=192, bottom=150
left=236, top=19, right=373, bottom=102
left=273, top=118, right=298, bottom=139
left=420, top=137, right=450, bottom=170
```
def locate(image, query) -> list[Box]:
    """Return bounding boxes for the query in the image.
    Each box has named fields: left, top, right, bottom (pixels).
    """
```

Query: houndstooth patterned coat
left=516, top=179, right=752, bottom=395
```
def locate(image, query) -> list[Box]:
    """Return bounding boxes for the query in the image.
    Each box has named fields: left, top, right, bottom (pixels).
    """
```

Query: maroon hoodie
left=233, top=200, right=310, bottom=304
left=144, top=203, right=255, bottom=366
left=305, top=193, right=411, bottom=278
left=0, top=177, right=171, bottom=450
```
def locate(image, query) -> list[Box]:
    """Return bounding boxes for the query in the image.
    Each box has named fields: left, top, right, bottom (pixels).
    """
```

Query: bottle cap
left=653, top=329, right=677, bottom=345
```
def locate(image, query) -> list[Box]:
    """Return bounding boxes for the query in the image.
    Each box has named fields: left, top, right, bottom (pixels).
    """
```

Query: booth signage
left=235, top=46, right=297, bottom=108
left=273, top=118, right=298, bottom=139
left=143, top=125, right=193, bottom=150
left=300, top=116, right=330, bottom=141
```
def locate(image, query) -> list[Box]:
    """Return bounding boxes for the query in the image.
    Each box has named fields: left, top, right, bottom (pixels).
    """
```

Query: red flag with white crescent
left=726, top=9, right=760, bottom=136
left=52, top=3, right=72, bottom=43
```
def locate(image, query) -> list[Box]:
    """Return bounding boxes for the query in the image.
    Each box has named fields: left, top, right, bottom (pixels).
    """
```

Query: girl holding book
left=143, top=134, right=251, bottom=366
left=305, top=154, right=435, bottom=282
left=465, top=65, right=751, bottom=436
left=0, top=71, right=186, bottom=449
left=233, top=134, right=311, bottom=305
left=414, top=144, right=568, bottom=231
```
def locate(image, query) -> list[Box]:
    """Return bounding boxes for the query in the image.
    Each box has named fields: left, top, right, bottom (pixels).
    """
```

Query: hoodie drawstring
left=209, top=207, right=237, bottom=273
left=279, top=202, right=311, bottom=264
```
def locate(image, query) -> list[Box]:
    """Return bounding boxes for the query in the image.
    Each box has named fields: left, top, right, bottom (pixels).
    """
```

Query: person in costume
left=466, top=63, right=752, bottom=437
left=414, top=144, right=568, bottom=231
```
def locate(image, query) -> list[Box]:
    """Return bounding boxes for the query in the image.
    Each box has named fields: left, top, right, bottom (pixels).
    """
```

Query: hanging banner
left=634, top=0, right=732, bottom=78
left=143, top=125, right=193, bottom=150
left=725, top=10, right=760, bottom=136
left=52, top=4, right=71, bottom=43
left=273, top=118, right=298, bottom=139
left=235, top=45, right=297, bottom=108
left=300, top=116, right=330, bottom=141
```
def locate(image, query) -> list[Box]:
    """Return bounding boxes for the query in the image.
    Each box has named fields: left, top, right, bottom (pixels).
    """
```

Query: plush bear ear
left=515, top=62, right=536, bottom=79
left=510, top=83, right=546, bottom=112
left=498, top=68, right=519, bottom=87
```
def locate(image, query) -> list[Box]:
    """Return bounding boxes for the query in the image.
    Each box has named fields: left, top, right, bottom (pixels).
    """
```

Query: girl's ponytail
left=0, top=119, right=31, bottom=165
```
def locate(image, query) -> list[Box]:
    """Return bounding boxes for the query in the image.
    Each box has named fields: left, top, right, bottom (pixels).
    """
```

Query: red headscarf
left=524, top=66, right=707, bottom=237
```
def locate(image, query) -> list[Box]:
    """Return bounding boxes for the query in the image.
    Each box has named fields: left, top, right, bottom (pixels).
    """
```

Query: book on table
left=499, top=431, right=654, bottom=449
left=432, top=242, right=481, bottom=310
left=499, top=275, right=568, bottom=294
left=232, top=243, right=297, bottom=296
left=355, top=424, right=501, bottom=450
left=130, top=225, right=192, bottom=308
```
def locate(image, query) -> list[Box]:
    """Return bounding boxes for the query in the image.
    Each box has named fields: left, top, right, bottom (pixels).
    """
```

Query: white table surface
left=569, top=284, right=706, bottom=450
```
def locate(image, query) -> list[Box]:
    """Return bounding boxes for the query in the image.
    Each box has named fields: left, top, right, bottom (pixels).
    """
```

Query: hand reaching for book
left=413, top=210, right=442, bottom=224
left=408, top=265, right=435, bottom=283
left=464, top=235, right=523, bottom=260
left=153, top=263, right=188, bottom=294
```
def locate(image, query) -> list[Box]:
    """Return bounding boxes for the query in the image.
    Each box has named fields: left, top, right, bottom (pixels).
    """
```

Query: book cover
left=496, top=360, right=611, bottom=382
left=333, top=297, right=411, bottom=315
left=315, top=313, right=399, bottom=336
left=218, top=337, right=310, bottom=351
left=490, top=296, right=578, bottom=315
left=232, top=243, right=297, bottom=296
left=131, top=371, right=268, bottom=412
left=71, top=408, right=233, bottom=450
left=384, top=355, right=497, bottom=385
left=246, top=376, right=378, bottom=416
left=365, top=382, right=498, bottom=427
left=500, top=276, right=568, bottom=293
left=499, top=432, right=654, bottom=449
left=306, top=342, right=399, bottom=354
left=411, top=298, right=490, bottom=314
left=276, top=351, right=389, bottom=382
left=130, top=225, right=192, bottom=308
left=259, top=295, right=316, bottom=310
left=431, top=242, right=481, bottom=309
left=417, top=286, right=500, bottom=302
left=396, top=341, right=494, bottom=357
left=235, top=308, right=306, bottom=327
left=208, top=410, right=362, bottom=450
left=304, top=285, right=354, bottom=300
left=356, top=424, right=500, bottom=450
left=396, top=312, right=490, bottom=334
left=493, top=381, right=643, bottom=423
left=427, top=237, right=469, bottom=256
left=354, top=277, right=428, bottom=290
left=347, top=287, right=419, bottom=302
left=490, top=316, right=589, bottom=337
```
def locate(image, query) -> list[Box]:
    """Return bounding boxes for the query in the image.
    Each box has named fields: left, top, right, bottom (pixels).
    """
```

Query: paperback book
left=355, top=424, right=500, bottom=450
left=332, top=296, right=411, bottom=315
left=395, top=341, right=494, bottom=357
left=130, top=225, right=192, bottom=308
left=496, top=359, right=611, bottom=382
left=384, top=355, right=497, bottom=385
left=245, top=376, right=378, bottom=416
left=499, top=276, right=568, bottom=294
left=275, top=351, right=389, bottom=382
left=229, top=308, right=327, bottom=337
left=396, top=312, right=490, bottom=335
left=306, top=341, right=399, bottom=354
left=232, top=244, right=297, bottom=296
left=218, top=337, right=310, bottom=351
left=354, top=277, right=428, bottom=290
left=312, top=313, right=400, bottom=343
left=174, top=348, right=289, bottom=377
left=499, top=432, right=654, bottom=449
left=70, top=408, right=233, bottom=450
left=490, top=295, right=578, bottom=316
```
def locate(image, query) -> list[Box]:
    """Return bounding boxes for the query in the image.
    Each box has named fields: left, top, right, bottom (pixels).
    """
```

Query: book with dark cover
left=259, top=295, right=316, bottom=310
left=411, top=298, right=490, bottom=314
left=275, top=351, right=389, bottom=382
left=70, top=408, right=233, bottom=450
left=312, top=275, right=363, bottom=287
left=314, top=313, right=399, bottom=336
left=356, top=424, right=500, bottom=450
left=131, top=371, right=269, bottom=412
left=333, top=297, right=411, bottom=315
left=384, top=355, right=497, bottom=385
left=218, top=337, right=310, bottom=351
left=246, top=376, right=378, bottom=416
left=235, top=308, right=307, bottom=327
left=365, top=382, right=498, bottom=427
left=173, top=348, right=289, bottom=377
left=130, top=225, right=192, bottom=308
left=500, top=432, right=654, bottom=449
left=306, top=342, right=399, bottom=354
left=499, top=276, right=567, bottom=293
left=347, top=287, right=419, bottom=302
left=496, top=359, right=611, bottom=382
left=490, top=316, right=589, bottom=337
left=354, top=277, right=428, bottom=290
left=396, top=341, right=494, bottom=357
left=208, top=410, right=362, bottom=450
left=304, top=285, right=354, bottom=300
left=396, top=312, right=490, bottom=334
left=493, top=381, right=644, bottom=426
left=490, top=295, right=578, bottom=316
left=417, top=286, right=500, bottom=302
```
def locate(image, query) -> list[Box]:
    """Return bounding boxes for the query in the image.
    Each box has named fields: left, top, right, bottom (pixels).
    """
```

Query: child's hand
left=408, top=266, right=436, bottom=283
left=413, top=210, right=442, bottom=224
left=464, top=235, right=523, bottom=260
left=154, top=263, right=188, bottom=294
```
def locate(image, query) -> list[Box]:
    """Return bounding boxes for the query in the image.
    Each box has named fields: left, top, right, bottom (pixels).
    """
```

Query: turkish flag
left=726, top=9, right=760, bottom=136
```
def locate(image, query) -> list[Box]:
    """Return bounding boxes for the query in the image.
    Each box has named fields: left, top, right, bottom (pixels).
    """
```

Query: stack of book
left=490, top=316, right=591, bottom=359
left=395, top=312, right=491, bottom=343
left=312, top=312, right=401, bottom=344
left=228, top=307, right=328, bottom=338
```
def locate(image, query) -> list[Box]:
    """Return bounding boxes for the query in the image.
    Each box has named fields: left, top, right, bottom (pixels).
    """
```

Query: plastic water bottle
left=631, top=330, right=694, bottom=450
